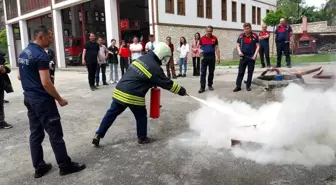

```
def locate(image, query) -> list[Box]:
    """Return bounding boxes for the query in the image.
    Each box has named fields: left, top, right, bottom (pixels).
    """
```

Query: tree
left=277, top=0, right=303, bottom=24
left=276, top=0, right=334, bottom=24
left=324, top=0, right=336, bottom=25
left=263, top=9, right=285, bottom=55
left=0, top=29, right=7, bottom=52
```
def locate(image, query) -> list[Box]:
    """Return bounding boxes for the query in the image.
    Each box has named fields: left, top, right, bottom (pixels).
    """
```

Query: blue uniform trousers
left=200, top=54, right=216, bottom=89
left=96, top=100, right=148, bottom=139
left=259, top=43, right=270, bottom=67
left=276, top=41, right=291, bottom=67
left=24, top=96, right=71, bottom=169
left=236, top=56, right=255, bottom=88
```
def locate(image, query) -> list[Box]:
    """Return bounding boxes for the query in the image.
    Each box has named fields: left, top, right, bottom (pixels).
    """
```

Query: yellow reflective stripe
left=114, top=89, right=144, bottom=102
left=132, top=61, right=152, bottom=78
left=169, top=82, right=181, bottom=94
left=169, top=82, right=178, bottom=93
left=113, top=94, right=145, bottom=106
left=174, top=85, right=181, bottom=94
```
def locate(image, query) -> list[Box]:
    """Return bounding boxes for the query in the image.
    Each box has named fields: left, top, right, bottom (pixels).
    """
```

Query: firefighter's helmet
left=153, top=42, right=172, bottom=65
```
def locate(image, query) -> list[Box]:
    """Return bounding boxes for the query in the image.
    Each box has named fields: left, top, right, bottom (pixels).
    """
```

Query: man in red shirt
left=259, top=24, right=270, bottom=68
left=234, top=23, right=260, bottom=92
left=198, top=25, right=220, bottom=93
left=275, top=18, right=293, bottom=68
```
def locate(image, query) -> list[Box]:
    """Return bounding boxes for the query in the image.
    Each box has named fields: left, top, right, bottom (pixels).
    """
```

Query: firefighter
left=233, top=23, right=260, bottom=92
left=92, top=42, right=187, bottom=147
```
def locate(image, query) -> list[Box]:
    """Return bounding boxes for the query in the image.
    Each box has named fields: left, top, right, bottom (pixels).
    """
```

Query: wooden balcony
left=5, top=0, right=18, bottom=19
left=20, top=0, right=51, bottom=15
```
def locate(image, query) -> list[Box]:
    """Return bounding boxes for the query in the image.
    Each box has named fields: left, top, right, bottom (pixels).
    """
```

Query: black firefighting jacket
left=113, top=51, right=185, bottom=106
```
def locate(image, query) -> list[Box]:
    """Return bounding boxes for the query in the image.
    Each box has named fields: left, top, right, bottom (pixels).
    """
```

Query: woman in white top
left=177, top=37, right=189, bottom=77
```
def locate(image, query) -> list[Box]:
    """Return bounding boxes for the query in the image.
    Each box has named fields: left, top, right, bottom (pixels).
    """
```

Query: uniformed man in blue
left=275, top=18, right=293, bottom=68
left=17, top=26, right=86, bottom=178
left=233, top=23, right=260, bottom=92
left=92, top=42, right=187, bottom=147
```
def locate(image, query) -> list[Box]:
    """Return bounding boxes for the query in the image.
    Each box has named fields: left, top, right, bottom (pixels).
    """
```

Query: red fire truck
left=64, top=37, right=84, bottom=65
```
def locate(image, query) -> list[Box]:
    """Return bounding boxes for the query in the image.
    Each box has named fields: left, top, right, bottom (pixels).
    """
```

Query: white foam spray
left=186, top=83, right=336, bottom=167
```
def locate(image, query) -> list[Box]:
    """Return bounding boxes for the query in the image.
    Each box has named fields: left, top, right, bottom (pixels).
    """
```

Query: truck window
left=65, top=40, right=72, bottom=48
left=64, top=39, right=82, bottom=47
left=73, top=40, right=82, bottom=46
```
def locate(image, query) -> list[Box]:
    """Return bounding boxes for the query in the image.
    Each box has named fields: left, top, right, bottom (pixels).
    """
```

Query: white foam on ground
left=187, top=83, right=336, bottom=167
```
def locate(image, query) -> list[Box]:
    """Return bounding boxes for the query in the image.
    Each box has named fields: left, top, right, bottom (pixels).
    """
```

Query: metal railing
left=20, top=0, right=51, bottom=15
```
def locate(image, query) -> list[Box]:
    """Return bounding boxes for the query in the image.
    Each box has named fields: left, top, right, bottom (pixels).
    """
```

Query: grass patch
left=218, top=53, right=336, bottom=66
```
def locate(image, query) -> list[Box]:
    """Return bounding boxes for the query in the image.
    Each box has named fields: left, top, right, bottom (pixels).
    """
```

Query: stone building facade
left=154, top=0, right=276, bottom=60
left=3, top=0, right=276, bottom=68
left=157, top=24, right=243, bottom=60
left=291, top=21, right=336, bottom=34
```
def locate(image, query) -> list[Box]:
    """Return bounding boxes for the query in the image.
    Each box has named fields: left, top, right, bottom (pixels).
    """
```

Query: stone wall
left=157, top=24, right=242, bottom=60
left=291, top=21, right=336, bottom=34
left=157, top=24, right=277, bottom=60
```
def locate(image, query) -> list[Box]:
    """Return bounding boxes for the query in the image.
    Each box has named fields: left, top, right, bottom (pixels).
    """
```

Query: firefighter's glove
left=178, top=86, right=187, bottom=96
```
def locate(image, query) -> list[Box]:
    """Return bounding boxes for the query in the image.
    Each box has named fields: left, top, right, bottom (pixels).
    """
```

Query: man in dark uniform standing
left=198, top=25, right=220, bottom=93
left=275, top=18, right=293, bottom=68
left=259, top=24, right=270, bottom=68
left=82, top=33, right=100, bottom=91
left=233, top=23, right=260, bottom=92
left=18, top=25, right=85, bottom=178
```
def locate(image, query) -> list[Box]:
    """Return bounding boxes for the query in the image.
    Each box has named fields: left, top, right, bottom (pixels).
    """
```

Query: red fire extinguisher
left=150, top=87, right=161, bottom=119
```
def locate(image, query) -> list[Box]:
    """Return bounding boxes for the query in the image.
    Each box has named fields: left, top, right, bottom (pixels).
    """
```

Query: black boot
left=233, top=87, right=242, bottom=92
left=92, top=134, right=101, bottom=147
left=0, top=121, right=12, bottom=129
left=34, top=163, right=52, bottom=178
left=198, top=88, right=205, bottom=94
left=59, top=162, right=86, bottom=176
left=138, top=137, right=155, bottom=145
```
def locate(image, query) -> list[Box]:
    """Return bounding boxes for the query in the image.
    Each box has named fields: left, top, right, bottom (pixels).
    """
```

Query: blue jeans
left=179, top=58, right=187, bottom=74
left=95, top=63, right=107, bottom=84
left=109, top=63, right=119, bottom=82
left=96, top=100, right=148, bottom=139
